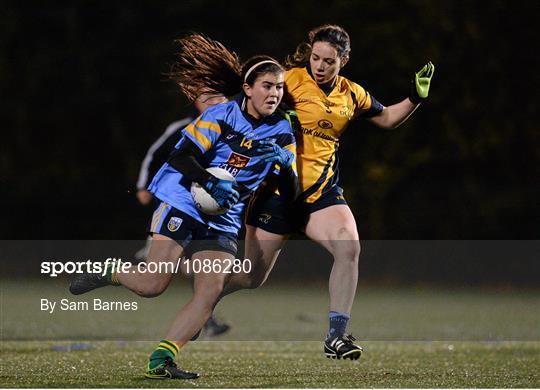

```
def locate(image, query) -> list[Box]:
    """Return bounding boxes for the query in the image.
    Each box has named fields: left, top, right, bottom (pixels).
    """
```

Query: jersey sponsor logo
left=300, top=127, right=337, bottom=142
left=340, top=105, right=354, bottom=118
left=322, top=99, right=335, bottom=106
left=321, top=98, right=335, bottom=114
left=227, top=152, right=251, bottom=169
left=167, top=217, right=183, bottom=232
left=318, top=119, right=333, bottom=129
left=218, top=152, right=251, bottom=177
left=218, top=163, right=240, bottom=177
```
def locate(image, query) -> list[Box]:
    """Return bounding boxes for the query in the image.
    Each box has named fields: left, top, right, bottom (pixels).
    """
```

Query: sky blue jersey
left=148, top=96, right=296, bottom=234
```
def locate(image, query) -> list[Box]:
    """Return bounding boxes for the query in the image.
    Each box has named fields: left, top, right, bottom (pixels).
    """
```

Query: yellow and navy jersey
left=285, top=67, right=383, bottom=203
left=148, top=95, right=296, bottom=234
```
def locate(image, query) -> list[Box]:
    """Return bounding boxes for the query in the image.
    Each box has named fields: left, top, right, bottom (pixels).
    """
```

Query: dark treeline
left=2, top=0, right=538, bottom=241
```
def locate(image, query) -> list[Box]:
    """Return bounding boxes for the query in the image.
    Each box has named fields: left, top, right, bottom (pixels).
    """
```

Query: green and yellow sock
left=104, top=261, right=121, bottom=286
left=148, top=339, right=179, bottom=370
left=109, top=269, right=120, bottom=285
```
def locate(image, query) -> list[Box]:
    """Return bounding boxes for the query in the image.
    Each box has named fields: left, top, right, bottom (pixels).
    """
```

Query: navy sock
left=328, top=311, right=350, bottom=338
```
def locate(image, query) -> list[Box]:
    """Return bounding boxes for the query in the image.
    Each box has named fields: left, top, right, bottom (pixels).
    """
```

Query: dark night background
left=1, top=1, right=538, bottom=283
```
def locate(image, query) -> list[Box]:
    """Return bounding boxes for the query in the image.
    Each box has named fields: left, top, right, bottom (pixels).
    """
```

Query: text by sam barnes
left=41, top=298, right=138, bottom=313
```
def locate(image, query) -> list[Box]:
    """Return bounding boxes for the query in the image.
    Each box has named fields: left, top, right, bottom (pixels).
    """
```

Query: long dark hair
left=285, top=24, right=351, bottom=69
left=169, top=34, right=283, bottom=101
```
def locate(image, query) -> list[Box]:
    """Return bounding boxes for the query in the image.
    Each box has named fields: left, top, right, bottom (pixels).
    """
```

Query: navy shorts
left=245, top=185, right=348, bottom=235
left=149, top=202, right=238, bottom=256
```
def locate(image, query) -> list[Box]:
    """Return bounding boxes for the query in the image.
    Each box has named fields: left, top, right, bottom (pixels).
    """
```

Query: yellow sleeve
left=182, top=111, right=222, bottom=152
left=350, top=81, right=374, bottom=119
left=285, top=68, right=306, bottom=96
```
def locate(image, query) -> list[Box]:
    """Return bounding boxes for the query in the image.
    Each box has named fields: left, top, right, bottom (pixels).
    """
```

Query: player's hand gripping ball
left=191, top=167, right=239, bottom=215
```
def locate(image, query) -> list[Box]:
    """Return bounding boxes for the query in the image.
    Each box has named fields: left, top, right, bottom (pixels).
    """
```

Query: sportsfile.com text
left=41, top=258, right=251, bottom=277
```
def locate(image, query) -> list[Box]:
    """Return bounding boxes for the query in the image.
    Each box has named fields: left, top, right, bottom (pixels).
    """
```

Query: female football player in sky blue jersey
left=70, top=34, right=297, bottom=379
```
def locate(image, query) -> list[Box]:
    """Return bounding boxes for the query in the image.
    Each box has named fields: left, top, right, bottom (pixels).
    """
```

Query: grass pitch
left=1, top=341, right=538, bottom=387
left=1, top=279, right=539, bottom=387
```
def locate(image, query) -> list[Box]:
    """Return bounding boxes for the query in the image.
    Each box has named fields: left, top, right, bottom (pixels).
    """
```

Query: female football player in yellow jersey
left=237, top=24, right=435, bottom=360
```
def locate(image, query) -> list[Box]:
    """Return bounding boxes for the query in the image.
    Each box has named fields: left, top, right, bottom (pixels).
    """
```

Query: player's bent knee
left=334, top=226, right=358, bottom=241
left=135, top=286, right=166, bottom=298
left=133, top=276, right=169, bottom=297
left=347, top=240, right=361, bottom=262
left=195, top=277, right=227, bottom=301
left=330, top=235, right=361, bottom=264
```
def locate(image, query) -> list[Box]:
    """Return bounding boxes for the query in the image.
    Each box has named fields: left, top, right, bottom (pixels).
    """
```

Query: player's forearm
left=168, top=140, right=213, bottom=185
left=369, top=98, right=419, bottom=129
left=277, top=165, right=299, bottom=202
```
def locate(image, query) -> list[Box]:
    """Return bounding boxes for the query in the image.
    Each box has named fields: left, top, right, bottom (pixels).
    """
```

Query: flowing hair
left=169, top=34, right=284, bottom=102
left=285, top=24, right=351, bottom=69
left=169, top=34, right=243, bottom=101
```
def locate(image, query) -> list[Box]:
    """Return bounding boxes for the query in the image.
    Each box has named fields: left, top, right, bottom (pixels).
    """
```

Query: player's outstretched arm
left=368, top=61, right=435, bottom=129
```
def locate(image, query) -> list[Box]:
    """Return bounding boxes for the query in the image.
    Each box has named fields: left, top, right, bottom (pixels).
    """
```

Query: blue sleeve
left=360, top=95, right=384, bottom=118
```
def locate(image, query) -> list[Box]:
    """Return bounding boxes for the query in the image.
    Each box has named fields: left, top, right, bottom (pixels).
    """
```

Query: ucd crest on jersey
left=167, top=217, right=183, bottom=232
